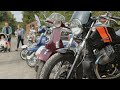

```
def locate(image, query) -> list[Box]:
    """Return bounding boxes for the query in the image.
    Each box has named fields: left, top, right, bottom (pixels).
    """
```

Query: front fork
left=66, top=21, right=94, bottom=79
left=66, top=41, right=85, bottom=79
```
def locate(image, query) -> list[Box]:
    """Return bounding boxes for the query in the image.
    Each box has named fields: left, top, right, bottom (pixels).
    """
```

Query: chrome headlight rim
left=53, top=20, right=62, bottom=28
left=70, top=19, right=83, bottom=28
left=71, top=27, right=83, bottom=36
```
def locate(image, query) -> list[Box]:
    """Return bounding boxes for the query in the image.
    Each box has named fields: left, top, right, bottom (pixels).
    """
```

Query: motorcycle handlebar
left=61, top=28, right=72, bottom=34
left=111, top=16, right=120, bottom=20
left=98, top=15, right=120, bottom=21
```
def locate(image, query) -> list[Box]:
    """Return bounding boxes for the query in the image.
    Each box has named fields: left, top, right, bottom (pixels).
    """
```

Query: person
left=15, top=24, right=25, bottom=51
left=2, top=22, right=12, bottom=51
left=29, top=25, right=36, bottom=43
left=0, top=35, right=7, bottom=48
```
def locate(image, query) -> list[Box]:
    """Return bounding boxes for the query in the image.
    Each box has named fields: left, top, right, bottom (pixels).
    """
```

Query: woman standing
left=15, top=24, right=25, bottom=51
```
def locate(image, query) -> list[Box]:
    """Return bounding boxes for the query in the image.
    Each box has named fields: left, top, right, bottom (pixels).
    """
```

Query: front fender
left=56, top=48, right=75, bottom=55
left=37, top=48, right=53, bottom=62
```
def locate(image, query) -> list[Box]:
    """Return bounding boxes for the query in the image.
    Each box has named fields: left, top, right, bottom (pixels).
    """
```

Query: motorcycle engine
left=94, top=44, right=120, bottom=65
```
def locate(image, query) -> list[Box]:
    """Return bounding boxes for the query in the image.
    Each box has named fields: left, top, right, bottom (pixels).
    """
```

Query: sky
left=11, top=11, right=23, bottom=22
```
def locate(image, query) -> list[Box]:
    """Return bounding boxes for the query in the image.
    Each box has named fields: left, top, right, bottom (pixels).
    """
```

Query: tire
left=26, top=54, right=37, bottom=68
left=36, top=60, right=45, bottom=79
left=20, top=49, right=27, bottom=60
left=40, top=53, right=83, bottom=79
left=34, top=59, right=39, bottom=72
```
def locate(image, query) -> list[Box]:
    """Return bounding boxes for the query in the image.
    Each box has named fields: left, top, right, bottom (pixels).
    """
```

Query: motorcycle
left=29, top=13, right=68, bottom=70
left=39, top=11, right=120, bottom=79
left=20, top=14, right=48, bottom=60
left=25, top=13, right=63, bottom=67
left=26, top=26, right=51, bottom=67
left=35, top=12, right=84, bottom=79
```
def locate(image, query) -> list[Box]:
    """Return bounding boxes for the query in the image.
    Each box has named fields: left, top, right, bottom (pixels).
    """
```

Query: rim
left=27, top=56, right=37, bottom=67
left=21, top=50, right=27, bottom=60
left=54, top=64, right=70, bottom=79
left=49, top=61, right=75, bottom=79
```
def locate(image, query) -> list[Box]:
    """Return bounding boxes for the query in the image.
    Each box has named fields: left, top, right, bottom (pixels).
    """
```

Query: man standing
left=2, top=22, right=12, bottom=52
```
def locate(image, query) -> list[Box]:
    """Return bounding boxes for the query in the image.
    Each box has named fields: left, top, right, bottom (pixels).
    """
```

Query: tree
left=22, top=11, right=120, bottom=29
left=0, top=11, right=17, bottom=34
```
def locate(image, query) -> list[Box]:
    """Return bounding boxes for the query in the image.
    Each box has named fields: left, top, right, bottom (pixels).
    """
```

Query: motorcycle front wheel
left=20, top=49, right=27, bottom=60
left=36, top=60, right=45, bottom=79
left=34, top=59, right=39, bottom=72
left=40, top=53, right=83, bottom=79
left=26, top=54, right=37, bottom=67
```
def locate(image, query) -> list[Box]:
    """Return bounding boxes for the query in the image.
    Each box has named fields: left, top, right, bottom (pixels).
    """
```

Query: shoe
left=8, top=48, right=11, bottom=52
left=15, top=49, right=18, bottom=51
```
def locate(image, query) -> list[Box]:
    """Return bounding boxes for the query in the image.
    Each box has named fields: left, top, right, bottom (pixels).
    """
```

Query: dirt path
left=0, top=37, right=36, bottom=79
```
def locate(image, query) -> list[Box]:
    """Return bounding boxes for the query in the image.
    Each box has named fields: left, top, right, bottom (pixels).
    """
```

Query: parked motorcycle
left=27, top=13, right=68, bottom=70
left=20, top=14, right=40, bottom=60
left=20, top=14, right=49, bottom=60
left=25, top=13, right=64, bottom=67
left=35, top=12, right=89, bottom=79
left=26, top=26, right=51, bottom=67
left=39, top=11, right=120, bottom=79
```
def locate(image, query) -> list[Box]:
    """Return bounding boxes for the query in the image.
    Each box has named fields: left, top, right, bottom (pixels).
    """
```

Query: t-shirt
left=6, top=27, right=9, bottom=34
left=18, top=29, right=22, bottom=36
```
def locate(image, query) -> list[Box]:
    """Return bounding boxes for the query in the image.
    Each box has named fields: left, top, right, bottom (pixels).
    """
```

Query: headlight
left=53, top=20, right=62, bottom=27
left=70, top=19, right=82, bottom=28
left=71, top=27, right=83, bottom=36
left=70, top=19, right=83, bottom=36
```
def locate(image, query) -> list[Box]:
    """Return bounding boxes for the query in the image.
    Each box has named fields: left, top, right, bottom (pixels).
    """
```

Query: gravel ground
left=0, top=37, right=36, bottom=79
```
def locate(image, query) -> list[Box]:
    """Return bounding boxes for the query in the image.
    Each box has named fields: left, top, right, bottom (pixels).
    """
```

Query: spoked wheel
left=40, top=53, right=83, bottom=79
left=26, top=55, right=37, bottom=67
left=20, top=49, right=28, bottom=60
left=36, top=60, right=45, bottom=79
left=94, top=63, right=120, bottom=79
left=53, top=64, right=71, bottom=79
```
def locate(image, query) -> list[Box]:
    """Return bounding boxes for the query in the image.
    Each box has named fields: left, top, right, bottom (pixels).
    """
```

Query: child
left=0, top=35, right=7, bottom=50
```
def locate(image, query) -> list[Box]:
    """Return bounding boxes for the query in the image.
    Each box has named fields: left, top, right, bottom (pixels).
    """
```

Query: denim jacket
left=2, top=26, right=12, bottom=36
left=15, top=28, right=25, bottom=39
